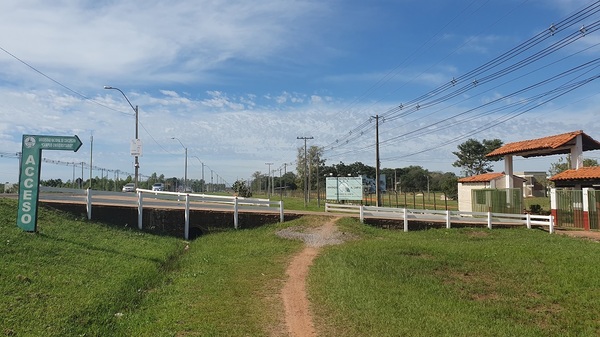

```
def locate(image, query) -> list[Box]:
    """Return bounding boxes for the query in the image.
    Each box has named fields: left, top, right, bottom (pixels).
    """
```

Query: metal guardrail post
left=184, top=194, right=190, bottom=240
left=549, top=215, right=554, bottom=234
left=526, top=213, right=531, bottom=229
left=86, top=188, right=92, bottom=220
left=487, top=211, right=492, bottom=229
left=446, top=210, right=451, bottom=229
left=360, top=205, right=364, bottom=223
left=403, top=208, right=408, bottom=232
left=234, top=197, right=239, bottom=229
left=137, top=191, right=143, bottom=230
left=279, top=201, right=284, bottom=223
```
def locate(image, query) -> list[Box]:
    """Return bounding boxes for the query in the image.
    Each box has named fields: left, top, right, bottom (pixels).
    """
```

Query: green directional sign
left=17, top=134, right=83, bottom=232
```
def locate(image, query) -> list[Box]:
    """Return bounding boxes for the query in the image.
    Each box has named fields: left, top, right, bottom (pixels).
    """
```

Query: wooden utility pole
left=373, top=115, right=382, bottom=207
left=297, top=136, right=313, bottom=207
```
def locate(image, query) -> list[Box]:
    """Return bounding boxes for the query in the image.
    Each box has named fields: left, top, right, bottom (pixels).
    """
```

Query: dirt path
left=277, top=218, right=345, bottom=337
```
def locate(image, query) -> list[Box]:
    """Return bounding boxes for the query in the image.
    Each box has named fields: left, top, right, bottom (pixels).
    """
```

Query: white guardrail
left=325, top=203, right=555, bottom=234
left=136, top=189, right=284, bottom=240
left=39, top=186, right=284, bottom=239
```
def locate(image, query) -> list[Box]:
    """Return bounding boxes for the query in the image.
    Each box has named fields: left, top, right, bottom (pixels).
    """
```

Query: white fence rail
left=137, top=189, right=284, bottom=240
left=39, top=186, right=284, bottom=239
left=325, top=203, right=554, bottom=234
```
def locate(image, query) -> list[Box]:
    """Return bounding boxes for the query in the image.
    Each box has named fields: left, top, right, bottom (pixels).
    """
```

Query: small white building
left=457, top=173, right=525, bottom=212
left=515, top=171, right=547, bottom=197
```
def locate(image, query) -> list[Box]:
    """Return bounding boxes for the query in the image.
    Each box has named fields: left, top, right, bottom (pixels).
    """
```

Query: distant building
left=457, top=173, right=525, bottom=213
left=515, top=171, right=547, bottom=197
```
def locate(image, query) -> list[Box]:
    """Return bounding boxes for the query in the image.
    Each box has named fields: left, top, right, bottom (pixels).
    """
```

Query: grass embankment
left=310, top=217, right=600, bottom=336
left=0, top=198, right=184, bottom=336
left=0, top=198, right=306, bottom=336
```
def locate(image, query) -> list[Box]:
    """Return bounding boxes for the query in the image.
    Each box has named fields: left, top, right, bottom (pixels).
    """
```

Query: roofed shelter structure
left=485, top=130, right=600, bottom=189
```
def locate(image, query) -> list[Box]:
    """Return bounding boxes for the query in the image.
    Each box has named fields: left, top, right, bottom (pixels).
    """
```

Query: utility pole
left=89, top=135, right=93, bottom=189
left=317, top=151, right=321, bottom=208
left=265, top=162, right=273, bottom=198
left=297, top=136, right=313, bottom=207
left=372, top=115, right=382, bottom=207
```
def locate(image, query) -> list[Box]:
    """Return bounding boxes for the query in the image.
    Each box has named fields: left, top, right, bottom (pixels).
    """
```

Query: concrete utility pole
left=266, top=162, right=273, bottom=198
left=297, top=136, right=313, bottom=207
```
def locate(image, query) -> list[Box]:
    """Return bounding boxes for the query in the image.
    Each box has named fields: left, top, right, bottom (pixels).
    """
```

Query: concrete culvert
left=188, top=227, right=204, bottom=240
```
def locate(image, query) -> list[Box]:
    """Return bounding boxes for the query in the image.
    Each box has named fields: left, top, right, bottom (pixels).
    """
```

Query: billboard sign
left=326, top=176, right=363, bottom=201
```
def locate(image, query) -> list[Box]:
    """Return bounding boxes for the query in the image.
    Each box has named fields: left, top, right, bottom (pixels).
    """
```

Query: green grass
left=0, top=198, right=184, bottom=336
left=524, top=196, right=551, bottom=212
left=259, top=192, right=459, bottom=212
left=310, top=217, right=600, bottom=336
left=111, top=216, right=314, bottom=336
left=0, top=198, right=313, bottom=336
left=3, top=197, right=600, bottom=336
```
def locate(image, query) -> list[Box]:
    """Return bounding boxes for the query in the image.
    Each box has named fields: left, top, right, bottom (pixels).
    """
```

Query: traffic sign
left=17, top=134, right=82, bottom=232
left=130, top=138, right=142, bottom=156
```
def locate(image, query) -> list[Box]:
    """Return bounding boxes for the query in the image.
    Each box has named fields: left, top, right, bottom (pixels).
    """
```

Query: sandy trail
left=277, top=218, right=345, bottom=337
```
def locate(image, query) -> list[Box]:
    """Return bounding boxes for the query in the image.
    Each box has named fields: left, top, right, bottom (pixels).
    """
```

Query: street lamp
left=171, top=137, right=188, bottom=192
left=192, top=156, right=205, bottom=193
left=104, top=86, right=140, bottom=189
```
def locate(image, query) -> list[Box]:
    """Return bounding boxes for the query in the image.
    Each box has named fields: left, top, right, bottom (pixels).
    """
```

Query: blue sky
left=1, top=0, right=599, bottom=185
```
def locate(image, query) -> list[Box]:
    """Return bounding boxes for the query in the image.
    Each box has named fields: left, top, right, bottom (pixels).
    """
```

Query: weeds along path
left=276, top=218, right=346, bottom=337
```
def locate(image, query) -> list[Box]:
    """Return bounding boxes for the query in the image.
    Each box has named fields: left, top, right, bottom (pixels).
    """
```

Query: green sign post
left=17, top=135, right=82, bottom=232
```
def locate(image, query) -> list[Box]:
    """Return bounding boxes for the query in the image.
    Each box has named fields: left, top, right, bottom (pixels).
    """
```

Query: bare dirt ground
left=276, top=218, right=347, bottom=337
left=556, top=229, right=600, bottom=241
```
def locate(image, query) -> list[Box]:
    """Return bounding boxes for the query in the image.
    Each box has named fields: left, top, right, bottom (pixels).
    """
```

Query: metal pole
left=104, top=86, right=141, bottom=189
left=89, top=135, right=93, bottom=189
left=171, top=137, right=187, bottom=191
left=134, top=105, right=139, bottom=189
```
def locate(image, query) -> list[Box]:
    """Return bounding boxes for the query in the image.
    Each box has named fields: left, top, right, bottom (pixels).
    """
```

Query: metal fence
left=555, top=189, right=585, bottom=229
left=587, top=189, right=600, bottom=230
left=471, top=188, right=522, bottom=214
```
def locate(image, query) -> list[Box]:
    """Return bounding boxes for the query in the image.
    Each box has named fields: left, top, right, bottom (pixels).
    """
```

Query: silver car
left=152, top=183, right=164, bottom=191
left=122, top=183, right=135, bottom=192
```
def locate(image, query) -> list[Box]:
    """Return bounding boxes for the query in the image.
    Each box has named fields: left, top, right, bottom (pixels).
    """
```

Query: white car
left=122, top=183, right=135, bottom=192
left=152, top=183, right=164, bottom=191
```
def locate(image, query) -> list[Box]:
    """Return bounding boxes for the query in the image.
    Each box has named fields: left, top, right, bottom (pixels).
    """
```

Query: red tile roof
left=485, top=130, right=600, bottom=158
left=458, top=172, right=528, bottom=183
left=549, top=166, right=600, bottom=181
left=458, top=172, right=504, bottom=183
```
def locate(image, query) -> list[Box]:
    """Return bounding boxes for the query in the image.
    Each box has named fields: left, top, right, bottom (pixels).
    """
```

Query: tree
left=549, top=155, right=599, bottom=176
left=438, top=172, right=459, bottom=199
left=232, top=180, right=252, bottom=197
left=250, top=171, right=267, bottom=192
left=296, top=145, right=324, bottom=190
left=452, top=138, right=503, bottom=177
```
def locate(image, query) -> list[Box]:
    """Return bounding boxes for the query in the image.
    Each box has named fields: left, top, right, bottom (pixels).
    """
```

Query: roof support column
left=504, top=155, right=513, bottom=189
left=571, top=134, right=583, bottom=169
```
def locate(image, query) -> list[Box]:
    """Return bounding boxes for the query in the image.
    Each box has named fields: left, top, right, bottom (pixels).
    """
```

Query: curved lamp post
left=171, top=137, right=188, bottom=192
left=104, top=86, right=140, bottom=188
